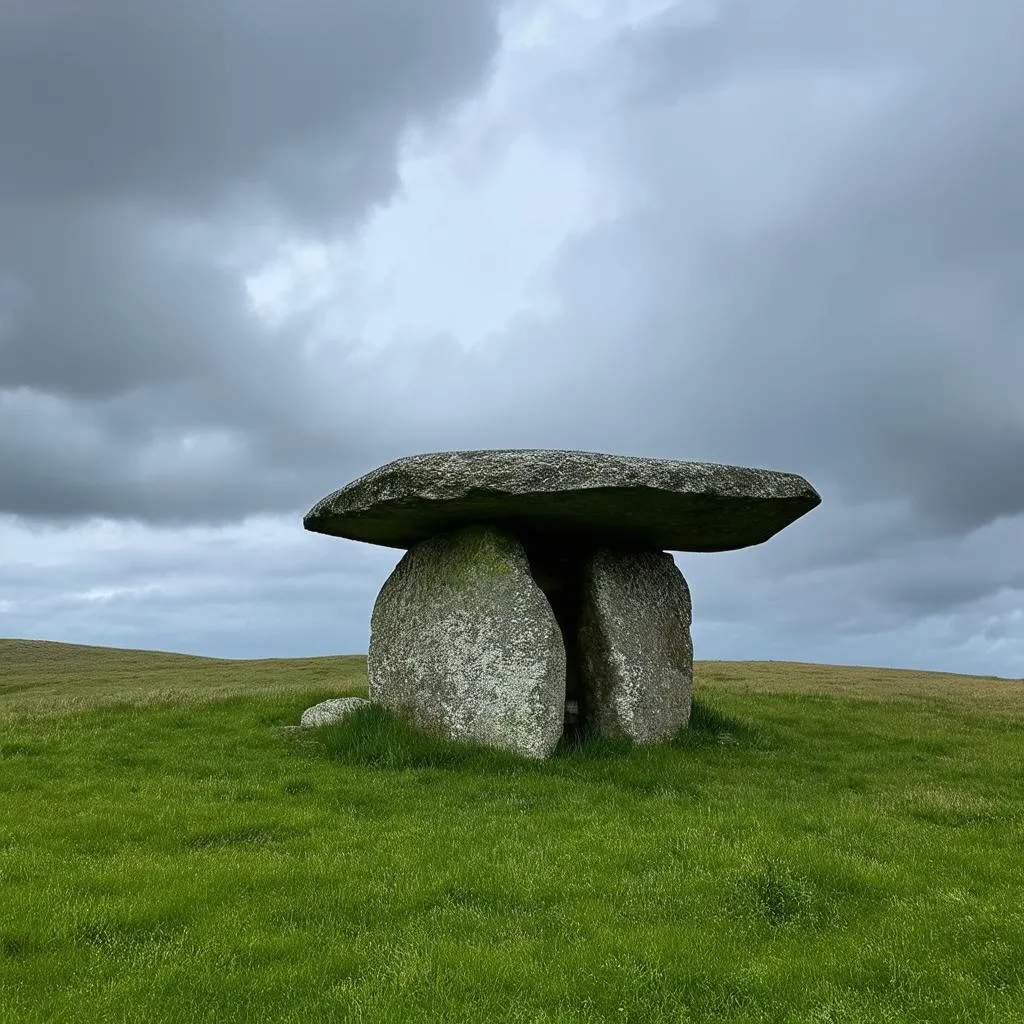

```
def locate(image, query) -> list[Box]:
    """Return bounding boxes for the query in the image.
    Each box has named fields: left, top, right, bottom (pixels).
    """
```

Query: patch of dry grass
left=696, top=659, right=1024, bottom=718
left=0, top=639, right=366, bottom=722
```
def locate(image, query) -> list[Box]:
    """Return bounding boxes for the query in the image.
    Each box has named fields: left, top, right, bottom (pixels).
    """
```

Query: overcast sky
left=2, top=0, right=1022, bottom=678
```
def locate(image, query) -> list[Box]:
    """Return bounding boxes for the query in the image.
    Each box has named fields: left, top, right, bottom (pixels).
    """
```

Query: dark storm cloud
left=359, top=0, right=1023, bottom=643
left=644, top=2, right=1024, bottom=627
left=689, top=32, right=1024, bottom=536
left=0, top=0, right=497, bottom=222
left=2, top=0, right=1022, bottom=673
left=365, top=0, right=1024, bottom=560
left=0, top=0, right=501, bottom=522
left=0, top=201, right=414, bottom=524
left=0, top=204, right=244, bottom=399
left=0, top=200, right=400, bottom=522
left=494, top=0, right=1024, bottom=541
left=624, top=0, right=1022, bottom=89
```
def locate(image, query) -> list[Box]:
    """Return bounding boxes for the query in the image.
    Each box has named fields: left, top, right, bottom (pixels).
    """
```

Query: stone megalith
left=367, top=524, right=566, bottom=759
left=303, top=449, right=820, bottom=756
left=578, top=549, right=693, bottom=743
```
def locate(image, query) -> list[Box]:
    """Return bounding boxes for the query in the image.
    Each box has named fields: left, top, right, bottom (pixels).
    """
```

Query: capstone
left=304, top=449, right=821, bottom=553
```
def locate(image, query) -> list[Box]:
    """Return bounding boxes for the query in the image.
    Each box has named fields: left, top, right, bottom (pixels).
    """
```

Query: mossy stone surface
left=578, top=549, right=693, bottom=742
left=304, top=449, right=821, bottom=553
left=367, top=525, right=566, bottom=759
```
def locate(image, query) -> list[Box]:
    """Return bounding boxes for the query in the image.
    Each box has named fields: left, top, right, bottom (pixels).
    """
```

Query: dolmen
left=303, top=449, right=820, bottom=758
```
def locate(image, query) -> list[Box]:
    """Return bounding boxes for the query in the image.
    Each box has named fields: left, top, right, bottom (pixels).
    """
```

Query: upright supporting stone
left=578, top=549, right=693, bottom=743
left=367, top=525, right=566, bottom=758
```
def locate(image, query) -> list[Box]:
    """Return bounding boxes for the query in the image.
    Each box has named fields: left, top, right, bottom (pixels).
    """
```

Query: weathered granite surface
left=304, top=449, right=821, bottom=553
left=578, top=549, right=693, bottom=742
left=300, top=697, right=369, bottom=728
left=367, top=524, right=566, bottom=758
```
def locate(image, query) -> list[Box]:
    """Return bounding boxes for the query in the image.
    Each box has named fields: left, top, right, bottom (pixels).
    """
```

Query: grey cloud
left=0, top=1, right=497, bottom=223
left=0, top=208, right=374, bottom=523
left=705, top=54, right=1024, bottom=535
left=560, top=0, right=1024, bottom=539
left=623, top=0, right=1022, bottom=94
left=0, top=512, right=402, bottom=657
left=2, top=0, right=1022, bottom=673
left=395, top=0, right=1024, bottom=632
left=1, top=1, right=502, bottom=523
left=344, top=0, right=1024, bottom=563
left=681, top=521, right=1024, bottom=643
left=0, top=205, right=245, bottom=399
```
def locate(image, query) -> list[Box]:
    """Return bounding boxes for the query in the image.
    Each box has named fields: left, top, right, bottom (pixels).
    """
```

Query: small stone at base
left=300, top=697, right=369, bottom=728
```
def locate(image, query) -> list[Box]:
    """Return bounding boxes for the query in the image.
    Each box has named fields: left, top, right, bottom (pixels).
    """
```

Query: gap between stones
left=522, top=536, right=590, bottom=742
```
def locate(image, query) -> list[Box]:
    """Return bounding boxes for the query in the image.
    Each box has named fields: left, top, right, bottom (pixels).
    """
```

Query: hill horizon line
left=1, top=636, right=1018, bottom=682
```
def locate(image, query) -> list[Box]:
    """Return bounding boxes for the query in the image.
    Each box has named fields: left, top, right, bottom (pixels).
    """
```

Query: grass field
left=1, top=639, right=1022, bottom=1023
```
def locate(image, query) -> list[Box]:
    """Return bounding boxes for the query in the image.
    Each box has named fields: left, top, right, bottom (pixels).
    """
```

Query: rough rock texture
left=367, top=524, right=566, bottom=758
left=304, top=449, right=820, bottom=553
left=300, top=697, right=369, bottom=729
left=578, top=549, right=693, bottom=743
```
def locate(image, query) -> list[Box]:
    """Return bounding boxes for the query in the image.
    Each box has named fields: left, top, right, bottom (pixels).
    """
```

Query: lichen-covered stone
left=367, top=525, right=566, bottom=758
left=578, top=549, right=693, bottom=743
left=304, top=449, right=820, bottom=553
left=300, top=697, right=368, bottom=728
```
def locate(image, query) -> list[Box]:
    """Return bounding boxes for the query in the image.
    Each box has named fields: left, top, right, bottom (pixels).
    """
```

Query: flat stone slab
left=304, top=449, right=820, bottom=553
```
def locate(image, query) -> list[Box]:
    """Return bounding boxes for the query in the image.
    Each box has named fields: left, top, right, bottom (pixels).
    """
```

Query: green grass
left=1, top=641, right=1022, bottom=1022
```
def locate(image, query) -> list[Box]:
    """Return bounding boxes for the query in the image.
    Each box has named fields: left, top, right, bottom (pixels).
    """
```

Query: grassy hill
left=1, top=640, right=1022, bottom=1023
left=0, top=639, right=368, bottom=721
left=2, top=637, right=1021, bottom=722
